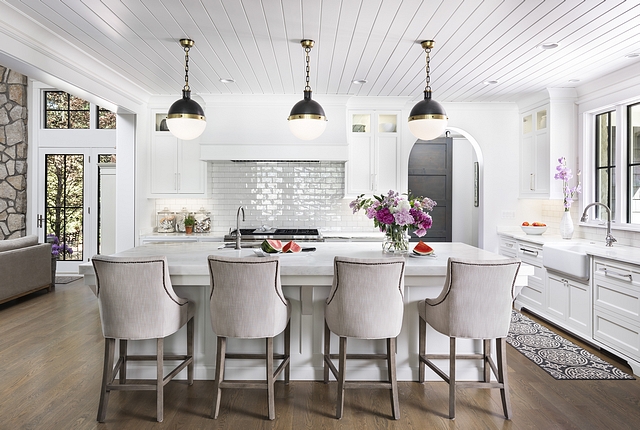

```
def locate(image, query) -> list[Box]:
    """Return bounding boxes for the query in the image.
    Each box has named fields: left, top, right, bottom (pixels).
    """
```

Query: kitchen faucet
left=580, top=202, right=616, bottom=247
left=235, top=206, right=245, bottom=250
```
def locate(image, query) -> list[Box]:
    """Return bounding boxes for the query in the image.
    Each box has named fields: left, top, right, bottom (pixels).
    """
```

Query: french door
left=37, top=148, right=102, bottom=273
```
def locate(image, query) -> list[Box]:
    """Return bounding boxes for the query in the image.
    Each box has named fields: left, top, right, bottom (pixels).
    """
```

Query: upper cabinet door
left=150, top=110, right=207, bottom=196
left=346, top=111, right=400, bottom=197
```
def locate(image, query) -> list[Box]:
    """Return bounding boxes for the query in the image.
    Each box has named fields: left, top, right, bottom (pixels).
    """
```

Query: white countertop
left=498, top=229, right=640, bottom=266
left=80, top=241, right=522, bottom=278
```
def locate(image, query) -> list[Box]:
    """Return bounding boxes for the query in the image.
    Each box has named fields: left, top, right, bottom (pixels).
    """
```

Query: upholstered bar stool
left=418, top=257, right=521, bottom=419
left=323, top=256, right=405, bottom=420
left=207, top=255, right=291, bottom=420
left=91, top=255, right=195, bottom=423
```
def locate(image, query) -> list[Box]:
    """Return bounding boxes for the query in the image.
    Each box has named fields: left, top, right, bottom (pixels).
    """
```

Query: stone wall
left=0, top=65, right=28, bottom=239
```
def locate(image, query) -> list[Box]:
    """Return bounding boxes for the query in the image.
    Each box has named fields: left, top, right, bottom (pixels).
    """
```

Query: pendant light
left=288, top=39, right=327, bottom=140
left=166, top=38, right=206, bottom=140
left=408, top=40, right=448, bottom=141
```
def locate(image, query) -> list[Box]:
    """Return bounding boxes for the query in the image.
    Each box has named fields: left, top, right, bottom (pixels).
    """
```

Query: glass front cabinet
left=346, top=111, right=400, bottom=196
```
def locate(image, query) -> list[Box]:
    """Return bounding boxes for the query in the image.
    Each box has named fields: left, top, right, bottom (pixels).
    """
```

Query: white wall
left=436, top=103, right=520, bottom=252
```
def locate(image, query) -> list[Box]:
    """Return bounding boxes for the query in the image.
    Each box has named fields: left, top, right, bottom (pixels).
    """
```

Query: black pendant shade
left=288, top=90, right=326, bottom=120
left=408, top=90, right=447, bottom=121
left=168, top=89, right=206, bottom=121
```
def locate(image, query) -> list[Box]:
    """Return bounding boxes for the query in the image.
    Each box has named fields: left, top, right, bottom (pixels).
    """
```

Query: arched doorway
left=407, top=127, right=484, bottom=248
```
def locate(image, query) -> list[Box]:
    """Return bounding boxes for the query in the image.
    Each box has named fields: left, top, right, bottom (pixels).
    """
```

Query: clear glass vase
left=559, top=210, right=574, bottom=239
left=382, top=225, right=410, bottom=254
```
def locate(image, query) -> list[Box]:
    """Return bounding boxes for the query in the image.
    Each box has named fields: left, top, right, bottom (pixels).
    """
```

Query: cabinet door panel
left=347, top=135, right=374, bottom=195
left=178, top=138, right=205, bottom=194
left=547, top=276, right=568, bottom=320
left=376, top=135, right=398, bottom=193
left=151, top=135, right=178, bottom=193
left=568, top=280, right=590, bottom=335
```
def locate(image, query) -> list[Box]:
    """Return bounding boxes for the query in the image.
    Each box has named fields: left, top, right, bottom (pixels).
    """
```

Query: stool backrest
left=207, top=255, right=289, bottom=338
left=429, top=257, right=521, bottom=338
left=326, top=256, right=405, bottom=339
left=92, top=255, right=189, bottom=340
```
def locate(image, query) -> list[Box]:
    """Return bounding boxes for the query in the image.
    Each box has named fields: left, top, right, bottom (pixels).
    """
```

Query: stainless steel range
left=223, top=227, right=324, bottom=242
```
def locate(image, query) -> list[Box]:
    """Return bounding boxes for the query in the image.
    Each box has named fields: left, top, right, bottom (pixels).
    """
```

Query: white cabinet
left=518, top=89, right=577, bottom=199
left=520, top=107, right=550, bottom=197
left=150, top=112, right=206, bottom=196
left=514, top=240, right=546, bottom=313
left=346, top=111, right=399, bottom=196
left=546, top=272, right=591, bottom=338
left=593, top=258, right=640, bottom=362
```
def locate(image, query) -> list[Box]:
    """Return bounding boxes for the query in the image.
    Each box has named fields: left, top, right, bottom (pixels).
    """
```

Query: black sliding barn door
left=407, top=136, right=453, bottom=242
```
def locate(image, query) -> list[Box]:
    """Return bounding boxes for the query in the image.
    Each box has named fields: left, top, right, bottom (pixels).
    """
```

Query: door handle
left=37, top=214, right=44, bottom=228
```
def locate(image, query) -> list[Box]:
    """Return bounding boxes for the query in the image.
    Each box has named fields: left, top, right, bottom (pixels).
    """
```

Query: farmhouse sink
left=542, top=242, right=590, bottom=280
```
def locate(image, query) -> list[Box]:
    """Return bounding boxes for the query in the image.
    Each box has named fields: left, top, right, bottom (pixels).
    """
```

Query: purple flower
left=375, top=207, right=395, bottom=225
left=394, top=209, right=414, bottom=226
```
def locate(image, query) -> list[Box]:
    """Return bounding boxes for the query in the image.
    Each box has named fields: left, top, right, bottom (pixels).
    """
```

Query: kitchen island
left=80, top=242, right=531, bottom=382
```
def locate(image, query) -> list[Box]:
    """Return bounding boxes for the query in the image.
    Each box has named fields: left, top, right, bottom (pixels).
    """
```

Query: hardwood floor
left=2, top=281, right=640, bottom=429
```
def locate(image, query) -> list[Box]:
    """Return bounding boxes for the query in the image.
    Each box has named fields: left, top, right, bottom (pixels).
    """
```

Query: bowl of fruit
left=521, top=222, right=547, bottom=235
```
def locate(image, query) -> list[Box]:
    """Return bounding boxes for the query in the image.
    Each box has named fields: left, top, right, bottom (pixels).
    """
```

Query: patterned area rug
left=55, top=275, right=83, bottom=284
left=508, top=310, right=635, bottom=380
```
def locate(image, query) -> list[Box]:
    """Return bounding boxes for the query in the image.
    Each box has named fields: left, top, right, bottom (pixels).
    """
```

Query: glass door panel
left=45, top=154, right=84, bottom=262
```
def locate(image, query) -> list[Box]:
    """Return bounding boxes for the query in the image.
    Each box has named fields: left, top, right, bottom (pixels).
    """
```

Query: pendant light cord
left=305, top=45, right=312, bottom=92
left=424, top=45, right=431, bottom=93
left=183, top=45, right=191, bottom=92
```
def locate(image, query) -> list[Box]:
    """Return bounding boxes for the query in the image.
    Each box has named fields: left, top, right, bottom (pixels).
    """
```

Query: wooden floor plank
left=2, top=281, right=640, bottom=429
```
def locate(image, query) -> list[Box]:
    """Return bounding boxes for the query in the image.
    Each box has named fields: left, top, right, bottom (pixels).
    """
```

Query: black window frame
left=44, top=90, right=90, bottom=129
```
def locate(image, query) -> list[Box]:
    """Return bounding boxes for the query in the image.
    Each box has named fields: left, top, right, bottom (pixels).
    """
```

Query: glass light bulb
left=408, top=118, right=448, bottom=141
left=166, top=117, right=207, bottom=140
left=288, top=118, right=327, bottom=140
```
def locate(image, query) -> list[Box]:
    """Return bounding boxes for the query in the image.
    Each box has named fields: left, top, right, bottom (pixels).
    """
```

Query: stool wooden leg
left=418, top=315, right=426, bottom=383
left=483, top=339, right=491, bottom=383
left=187, top=316, right=194, bottom=385
left=323, top=320, right=331, bottom=383
left=284, top=320, right=291, bottom=385
left=388, top=337, right=400, bottom=419
left=336, top=336, right=347, bottom=419
left=497, top=337, right=512, bottom=419
left=97, top=338, right=115, bottom=422
left=267, top=337, right=275, bottom=420
left=119, top=339, right=127, bottom=384
left=212, top=336, right=226, bottom=419
left=449, top=337, right=456, bottom=420
left=156, top=338, right=164, bottom=422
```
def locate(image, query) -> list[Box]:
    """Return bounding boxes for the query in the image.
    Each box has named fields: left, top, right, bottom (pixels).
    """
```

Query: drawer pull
left=603, top=268, right=632, bottom=282
left=505, top=243, right=514, bottom=248
left=520, top=248, right=538, bottom=257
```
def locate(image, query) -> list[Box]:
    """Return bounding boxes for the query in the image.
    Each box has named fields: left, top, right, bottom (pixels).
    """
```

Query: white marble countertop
left=498, top=229, right=640, bottom=266
left=80, top=241, right=522, bottom=278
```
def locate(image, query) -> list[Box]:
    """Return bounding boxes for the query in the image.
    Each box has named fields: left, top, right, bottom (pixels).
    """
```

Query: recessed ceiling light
left=625, top=53, right=640, bottom=58
left=219, top=78, right=235, bottom=83
left=538, top=42, right=559, bottom=50
left=352, top=79, right=368, bottom=84
left=483, top=79, right=499, bottom=85
left=568, top=79, right=580, bottom=83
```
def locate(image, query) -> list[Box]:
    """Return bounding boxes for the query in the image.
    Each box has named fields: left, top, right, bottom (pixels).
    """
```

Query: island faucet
left=580, top=202, right=616, bottom=247
left=235, top=206, right=245, bottom=250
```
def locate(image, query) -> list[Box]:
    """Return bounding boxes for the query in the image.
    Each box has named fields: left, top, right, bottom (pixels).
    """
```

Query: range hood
left=198, top=94, right=349, bottom=161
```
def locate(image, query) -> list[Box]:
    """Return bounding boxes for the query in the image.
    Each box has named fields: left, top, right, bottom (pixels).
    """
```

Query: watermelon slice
left=282, top=240, right=302, bottom=253
left=413, top=241, right=434, bottom=256
left=261, top=239, right=283, bottom=253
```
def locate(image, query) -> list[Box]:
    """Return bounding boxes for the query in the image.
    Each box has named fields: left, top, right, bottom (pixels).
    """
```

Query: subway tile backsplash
left=155, top=161, right=375, bottom=235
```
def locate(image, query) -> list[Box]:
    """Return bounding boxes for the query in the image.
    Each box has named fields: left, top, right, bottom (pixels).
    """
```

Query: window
left=44, top=91, right=90, bottom=129
left=97, top=106, right=116, bottom=129
left=595, top=111, right=616, bottom=221
left=629, top=103, right=640, bottom=224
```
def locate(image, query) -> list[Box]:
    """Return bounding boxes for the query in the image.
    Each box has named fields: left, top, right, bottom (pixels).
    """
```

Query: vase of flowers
left=554, top=157, right=581, bottom=239
left=46, top=234, right=74, bottom=285
left=350, top=190, right=437, bottom=254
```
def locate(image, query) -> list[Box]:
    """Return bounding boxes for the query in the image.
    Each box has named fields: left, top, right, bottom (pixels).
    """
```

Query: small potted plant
left=183, top=215, right=196, bottom=234
left=46, top=234, right=73, bottom=285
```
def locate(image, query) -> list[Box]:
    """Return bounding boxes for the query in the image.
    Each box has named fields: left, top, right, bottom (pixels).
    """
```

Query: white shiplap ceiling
left=2, top=0, right=640, bottom=104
